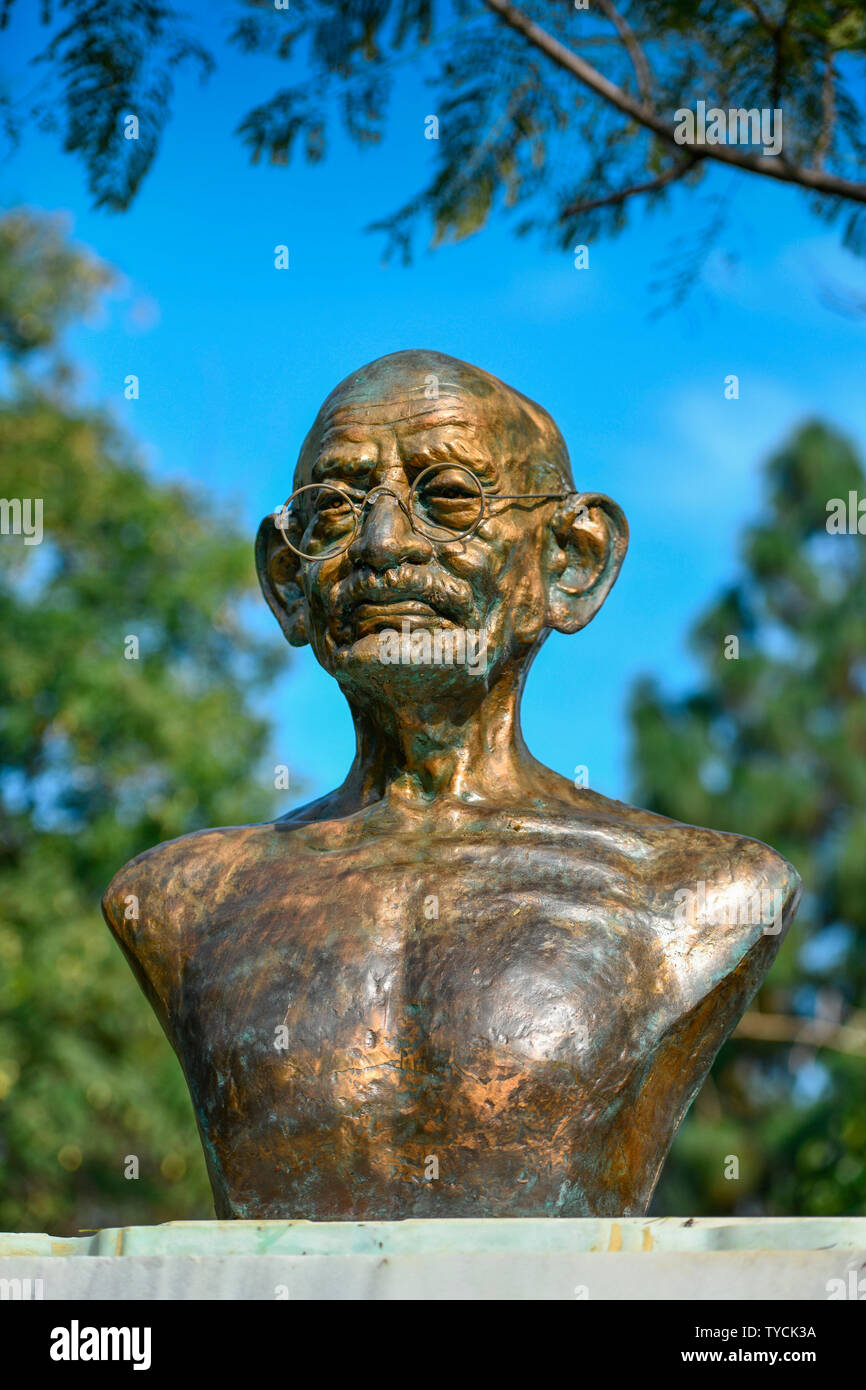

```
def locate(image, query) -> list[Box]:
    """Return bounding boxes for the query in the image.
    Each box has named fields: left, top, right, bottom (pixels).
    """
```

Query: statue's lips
left=349, top=597, right=453, bottom=633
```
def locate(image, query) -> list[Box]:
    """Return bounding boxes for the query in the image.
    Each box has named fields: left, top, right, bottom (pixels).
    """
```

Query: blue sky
left=4, top=2, right=866, bottom=809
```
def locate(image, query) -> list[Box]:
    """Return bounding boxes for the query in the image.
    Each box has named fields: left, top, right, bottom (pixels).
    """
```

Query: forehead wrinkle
left=318, top=414, right=475, bottom=444
left=332, top=380, right=467, bottom=403
left=398, top=413, right=478, bottom=433
left=318, top=391, right=480, bottom=432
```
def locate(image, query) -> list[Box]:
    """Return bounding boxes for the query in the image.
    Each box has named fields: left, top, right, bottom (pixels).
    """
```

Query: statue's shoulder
left=630, top=801, right=799, bottom=917
left=559, top=788, right=801, bottom=999
left=102, top=823, right=267, bottom=923
left=101, top=823, right=271, bottom=1030
left=565, top=787, right=800, bottom=908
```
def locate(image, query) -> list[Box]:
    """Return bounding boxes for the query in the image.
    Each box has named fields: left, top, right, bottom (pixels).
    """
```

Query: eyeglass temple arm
left=491, top=490, right=582, bottom=500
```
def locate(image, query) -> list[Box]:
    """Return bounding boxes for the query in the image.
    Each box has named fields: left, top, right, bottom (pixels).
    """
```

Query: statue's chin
left=327, top=631, right=494, bottom=702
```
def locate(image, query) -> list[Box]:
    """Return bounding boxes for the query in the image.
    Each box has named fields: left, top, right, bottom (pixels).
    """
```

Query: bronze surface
left=103, top=350, right=801, bottom=1219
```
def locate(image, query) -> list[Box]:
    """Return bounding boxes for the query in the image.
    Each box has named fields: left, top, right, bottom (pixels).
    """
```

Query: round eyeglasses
left=274, top=463, right=577, bottom=562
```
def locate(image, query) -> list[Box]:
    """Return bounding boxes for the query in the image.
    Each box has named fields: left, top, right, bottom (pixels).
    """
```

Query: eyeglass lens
left=278, top=465, right=485, bottom=559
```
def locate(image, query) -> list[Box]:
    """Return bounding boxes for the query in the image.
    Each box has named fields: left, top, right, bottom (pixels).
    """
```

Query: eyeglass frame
left=274, top=463, right=584, bottom=561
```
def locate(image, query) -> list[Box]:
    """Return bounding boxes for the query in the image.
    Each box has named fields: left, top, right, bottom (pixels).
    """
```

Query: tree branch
left=734, top=1010, right=866, bottom=1057
left=559, top=156, right=698, bottom=220
left=816, top=50, right=835, bottom=170
left=481, top=0, right=866, bottom=206
left=482, top=0, right=669, bottom=135
left=770, top=0, right=795, bottom=111
left=594, top=0, right=652, bottom=104
left=736, top=0, right=776, bottom=33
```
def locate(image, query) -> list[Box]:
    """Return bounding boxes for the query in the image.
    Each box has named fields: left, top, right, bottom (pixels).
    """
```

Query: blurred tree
left=0, top=209, right=287, bottom=1233
left=0, top=209, right=114, bottom=359
left=2, top=2, right=865, bottom=284
left=632, top=421, right=866, bottom=1215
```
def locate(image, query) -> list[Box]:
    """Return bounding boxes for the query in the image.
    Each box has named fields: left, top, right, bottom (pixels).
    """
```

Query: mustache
left=328, top=563, right=477, bottom=625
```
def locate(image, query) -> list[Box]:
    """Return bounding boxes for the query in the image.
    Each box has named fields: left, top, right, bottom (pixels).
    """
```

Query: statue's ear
left=255, top=512, right=309, bottom=647
left=545, top=492, right=629, bottom=634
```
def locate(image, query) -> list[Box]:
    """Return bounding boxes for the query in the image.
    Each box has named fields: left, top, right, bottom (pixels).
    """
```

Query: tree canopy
left=632, top=421, right=866, bottom=1215
left=0, top=209, right=287, bottom=1232
left=3, top=1, right=865, bottom=271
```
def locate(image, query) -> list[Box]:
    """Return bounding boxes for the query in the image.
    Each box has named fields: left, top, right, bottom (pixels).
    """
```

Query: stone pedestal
left=2, top=1218, right=864, bottom=1300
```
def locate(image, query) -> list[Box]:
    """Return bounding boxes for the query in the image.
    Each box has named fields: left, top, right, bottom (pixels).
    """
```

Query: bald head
left=259, top=347, right=627, bottom=673
left=295, top=349, right=575, bottom=494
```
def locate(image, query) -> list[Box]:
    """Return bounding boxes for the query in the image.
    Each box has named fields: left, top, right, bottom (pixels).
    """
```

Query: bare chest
left=171, top=836, right=688, bottom=1217
left=177, top=832, right=675, bottom=1065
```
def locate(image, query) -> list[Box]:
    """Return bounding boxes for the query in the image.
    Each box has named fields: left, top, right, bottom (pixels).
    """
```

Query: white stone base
left=2, top=1218, right=864, bottom=1301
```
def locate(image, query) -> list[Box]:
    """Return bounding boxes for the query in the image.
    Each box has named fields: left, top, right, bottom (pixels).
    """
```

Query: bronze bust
left=103, top=350, right=801, bottom=1220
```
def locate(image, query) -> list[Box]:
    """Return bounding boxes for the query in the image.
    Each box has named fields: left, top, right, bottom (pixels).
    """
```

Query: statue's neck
left=338, top=665, right=536, bottom=805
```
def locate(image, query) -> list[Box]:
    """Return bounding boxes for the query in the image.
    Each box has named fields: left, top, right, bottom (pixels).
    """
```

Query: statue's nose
left=348, top=490, right=432, bottom=569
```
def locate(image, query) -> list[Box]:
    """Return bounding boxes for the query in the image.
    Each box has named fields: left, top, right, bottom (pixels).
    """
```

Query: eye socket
left=278, top=483, right=358, bottom=560
left=410, top=464, right=485, bottom=539
left=421, top=482, right=477, bottom=502
left=313, top=490, right=353, bottom=514
left=416, top=466, right=479, bottom=494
